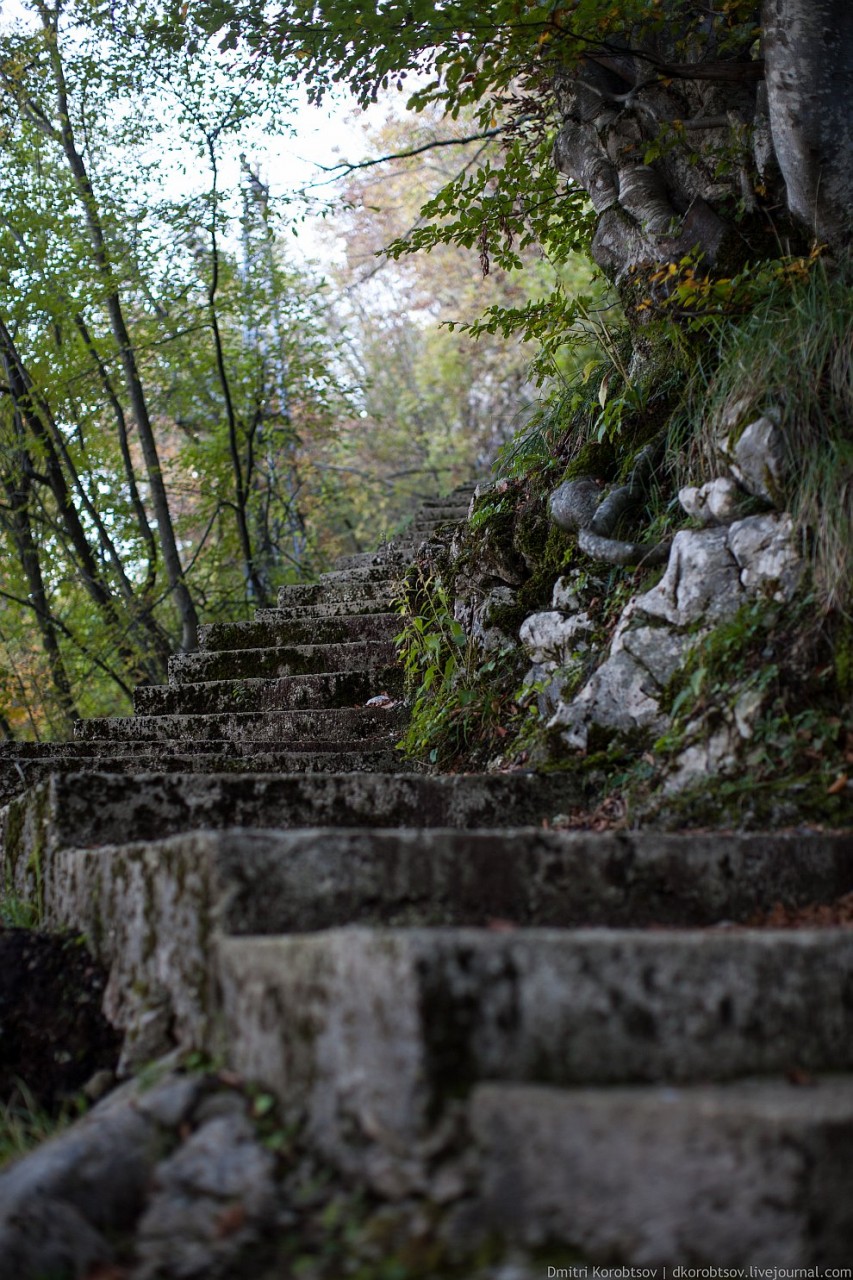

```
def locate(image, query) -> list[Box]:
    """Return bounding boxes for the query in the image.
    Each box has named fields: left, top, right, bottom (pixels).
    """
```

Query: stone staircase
left=2, top=482, right=853, bottom=1269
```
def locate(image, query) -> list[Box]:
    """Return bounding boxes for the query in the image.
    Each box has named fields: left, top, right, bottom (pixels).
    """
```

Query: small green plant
left=0, top=1081, right=81, bottom=1168
left=0, top=893, right=38, bottom=929
left=395, top=574, right=523, bottom=769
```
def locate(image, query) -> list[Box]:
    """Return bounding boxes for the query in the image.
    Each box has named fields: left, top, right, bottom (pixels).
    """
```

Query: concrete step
left=198, top=612, right=399, bottom=652
left=74, top=705, right=407, bottom=745
left=168, top=640, right=398, bottom=684
left=2, top=771, right=574, bottom=886
left=44, top=826, right=853, bottom=1048
left=134, top=670, right=403, bottom=716
left=470, top=1078, right=853, bottom=1265
left=218, top=926, right=853, bottom=1169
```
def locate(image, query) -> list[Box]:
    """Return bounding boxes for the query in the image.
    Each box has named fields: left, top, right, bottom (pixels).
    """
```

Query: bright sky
left=0, top=0, right=386, bottom=262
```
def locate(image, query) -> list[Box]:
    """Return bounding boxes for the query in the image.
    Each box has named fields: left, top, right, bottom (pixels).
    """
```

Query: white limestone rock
left=549, top=650, right=665, bottom=751
left=551, top=576, right=582, bottom=612
left=633, top=527, right=745, bottom=628
left=468, top=586, right=519, bottom=654
left=728, top=415, right=788, bottom=504
left=678, top=477, right=752, bottom=526
left=728, top=513, right=802, bottom=601
left=663, top=724, right=739, bottom=793
left=613, top=625, right=691, bottom=688
left=519, top=610, right=595, bottom=665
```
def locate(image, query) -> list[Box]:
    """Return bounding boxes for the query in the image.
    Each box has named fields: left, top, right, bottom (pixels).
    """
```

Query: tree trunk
left=763, top=0, right=853, bottom=251
left=36, top=3, right=199, bottom=650
left=550, top=3, right=853, bottom=287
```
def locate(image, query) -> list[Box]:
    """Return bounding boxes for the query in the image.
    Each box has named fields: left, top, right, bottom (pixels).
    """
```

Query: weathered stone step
left=471, top=1078, right=853, bottom=1265
left=134, top=669, right=403, bottom=716
left=169, top=640, right=398, bottom=684
left=74, top=705, right=406, bottom=744
left=198, top=612, right=399, bottom=652
left=333, top=547, right=417, bottom=570
left=45, top=827, right=853, bottom=1048
left=277, top=577, right=399, bottom=609
left=3, top=770, right=572, bottom=883
left=219, top=927, right=853, bottom=1165
left=321, top=564, right=410, bottom=586
left=260, top=597, right=398, bottom=622
left=418, top=500, right=471, bottom=516
left=0, top=747, right=410, bottom=807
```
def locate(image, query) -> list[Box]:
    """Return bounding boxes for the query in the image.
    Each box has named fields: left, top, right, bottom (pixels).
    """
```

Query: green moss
left=560, top=438, right=618, bottom=482
left=833, top=616, right=853, bottom=699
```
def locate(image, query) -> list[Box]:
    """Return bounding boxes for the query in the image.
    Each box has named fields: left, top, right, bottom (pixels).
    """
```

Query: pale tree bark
left=763, top=0, right=853, bottom=250
left=551, top=1, right=852, bottom=289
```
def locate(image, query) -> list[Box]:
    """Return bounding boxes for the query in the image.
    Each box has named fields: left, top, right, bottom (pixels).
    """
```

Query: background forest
left=0, top=2, right=579, bottom=738
left=1, top=0, right=850, bottom=782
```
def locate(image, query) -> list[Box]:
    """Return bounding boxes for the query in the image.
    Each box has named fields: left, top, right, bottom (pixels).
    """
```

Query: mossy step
left=219, top=926, right=853, bottom=1173
left=261, top=597, right=398, bottom=621
left=276, top=578, right=398, bottom=608
left=168, top=640, right=398, bottom=684
left=44, top=827, right=853, bottom=1047
left=332, top=547, right=417, bottom=570
left=471, top=1078, right=853, bottom=1265
left=320, top=565, right=411, bottom=586
left=198, top=612, right=399, bottom=652
left=74, top=705, right=407, bottom=744
left=134, top=669, right=403, bottom=716
left=2, top=770, right=574, bottom=876
left=0, top=747, right=411, bottom=807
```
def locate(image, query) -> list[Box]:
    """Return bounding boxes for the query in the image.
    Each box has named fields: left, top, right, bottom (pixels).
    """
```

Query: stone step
left=74, top=705, right=407, bottom=745
left=45, top=827, right=853, bottom=1049
left=0, top=748, right=411, bottom=807
left=470, top=1078, right=853, bottom=1265
left=333, top=547, right=417, bottom=571
left=262, top=597, right=399, bottom=622
left=320, top=565, right=411, bottom=586
left=198, top=612, right=399, bottom=652
left=3, top=770, right=573, bottom=884
left=276, top=577, right=399, bottom=609
left=218, top=927, right=853, bottom=1169
left=168, top=640, right=398, bottom=684
left=418, top=501, right=471, bottom=516
left=134, top=669, right=403, bottom=716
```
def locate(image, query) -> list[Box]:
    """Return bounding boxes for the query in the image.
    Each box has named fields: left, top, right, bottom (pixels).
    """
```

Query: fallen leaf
left=215, top=1203, right=247, bottom=1238
left=827, top=773, right=849, bottom=795
left=785, top=1067, right=815, bottom=1087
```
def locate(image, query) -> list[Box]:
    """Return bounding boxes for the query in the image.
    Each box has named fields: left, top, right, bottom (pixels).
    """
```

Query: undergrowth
left=676, top=260, right=853, bottom=615
left=0, top=1081, right=80, bottom=1168
left=394, top=573, right=525, bottom=770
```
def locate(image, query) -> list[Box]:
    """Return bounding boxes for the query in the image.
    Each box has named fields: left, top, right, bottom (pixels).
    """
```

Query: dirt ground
left=0, top=928, right=121, bottom=1113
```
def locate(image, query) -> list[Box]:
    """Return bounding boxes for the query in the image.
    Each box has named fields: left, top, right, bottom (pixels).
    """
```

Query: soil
left=0, top=927, right=121, bottom=1113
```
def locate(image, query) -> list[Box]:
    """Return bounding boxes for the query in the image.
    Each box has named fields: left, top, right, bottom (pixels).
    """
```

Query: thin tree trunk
left=72, top=314, right=160, bottom=592
left=207, top=140, right=268, bottom=605
left=36, top=3, right=199, bottom=650
left=0, top=318, right=163, bottom=682
left=0, top=469, right=78, bottom=732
